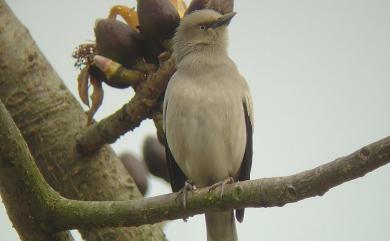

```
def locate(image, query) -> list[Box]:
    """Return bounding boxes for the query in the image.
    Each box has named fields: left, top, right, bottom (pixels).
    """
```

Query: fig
left=94, top=18, right=143, bottom=68
left=142, top=136, right=169, bottom=182
left=185, top=0, right=208, bottom=14
left=137, top=0, right=180, bottom=64
left=140, top=38, right=166, bottom=64
left=186, top=0, right=234, bottom=15
left=207, top=0, right=234, bottom=14
left=137, top=0, right=180, bottom=40
left=119, top=153, right=148, bottom=195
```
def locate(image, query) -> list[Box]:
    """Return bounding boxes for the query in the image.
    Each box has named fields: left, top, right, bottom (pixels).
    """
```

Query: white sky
left=2, top=1, right=390, bottom=241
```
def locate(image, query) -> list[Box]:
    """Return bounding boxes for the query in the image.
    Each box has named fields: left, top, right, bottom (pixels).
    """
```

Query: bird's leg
left=182, top=180, right=196, bottom=209
left=175, top=180, right=196, bottom=209
left=208, top=177, right=235, bottom=198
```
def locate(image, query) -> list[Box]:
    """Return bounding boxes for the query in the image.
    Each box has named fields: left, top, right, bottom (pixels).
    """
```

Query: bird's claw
left=182, top=180, right=196, bottom=209
left=175, top=180, right=196, bottom=222
left=208, top=177, right=235, bottom=198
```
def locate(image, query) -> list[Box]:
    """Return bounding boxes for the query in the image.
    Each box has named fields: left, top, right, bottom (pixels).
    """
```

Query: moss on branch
left=0, top=101, right=70, bottom=241
left=54, top=135, right=390, bottom=229
left=1, top=98, right=389, bottom=232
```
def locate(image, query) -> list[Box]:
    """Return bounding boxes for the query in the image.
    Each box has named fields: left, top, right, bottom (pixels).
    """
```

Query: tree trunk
left=0, top=101, right=74, bottom=241
left=0, top=1, right=166, bottom=241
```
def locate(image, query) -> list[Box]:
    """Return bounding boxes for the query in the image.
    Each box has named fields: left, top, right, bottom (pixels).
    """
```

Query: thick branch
left=76, top=57, right=175, bottom=154
left=50, top=135, right=390, bottom=229
left=2, top=95, right=388, bottom=231
left=0, top=101, right=71, bottom=241
left=0, top=2, right=166, bottom=241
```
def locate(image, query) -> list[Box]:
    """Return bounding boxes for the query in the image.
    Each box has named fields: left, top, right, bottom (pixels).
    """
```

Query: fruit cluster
left=73, top=0, right=233, bottom=123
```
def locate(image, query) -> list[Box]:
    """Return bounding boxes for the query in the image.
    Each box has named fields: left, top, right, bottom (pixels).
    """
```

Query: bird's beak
left=209, top=12, right=237, bottom=29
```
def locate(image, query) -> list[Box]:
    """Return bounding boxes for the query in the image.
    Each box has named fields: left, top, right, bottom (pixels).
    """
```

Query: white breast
left=164, top=66, right=248, bottom=187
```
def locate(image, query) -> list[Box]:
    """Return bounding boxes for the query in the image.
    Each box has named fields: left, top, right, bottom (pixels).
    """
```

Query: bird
left=163, top=9, right=253, bottom=241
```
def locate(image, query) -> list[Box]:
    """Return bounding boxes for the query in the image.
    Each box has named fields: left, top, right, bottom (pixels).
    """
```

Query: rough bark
left=0, top=101, right=73, bottom=241
left=0, top=1, right=166, bottom=241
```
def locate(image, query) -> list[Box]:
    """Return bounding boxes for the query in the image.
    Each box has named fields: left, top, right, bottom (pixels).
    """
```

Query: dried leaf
left=170, top=0, right=187, bottom=18
left=87, top=77, right=104, bottom=125
left=77, top=66, right=90, bottom=106
left=109, top=5, right=139, bottom=30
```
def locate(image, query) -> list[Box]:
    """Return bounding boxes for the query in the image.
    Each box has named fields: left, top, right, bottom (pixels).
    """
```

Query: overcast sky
left=2, top=1, right=390, bottom=241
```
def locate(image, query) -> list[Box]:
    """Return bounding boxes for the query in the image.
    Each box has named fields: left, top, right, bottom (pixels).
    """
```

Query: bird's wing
left=163, top=74, right=188, bottom=192
left=237, top=96, right=253, bottom=182
left=235, top=95, right=254, bottom=223
left=165, top=137, right=187, bottom=192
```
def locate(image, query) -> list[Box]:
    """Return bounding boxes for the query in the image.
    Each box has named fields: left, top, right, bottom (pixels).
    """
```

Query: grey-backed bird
left=163, top=9, right=253, bottom=241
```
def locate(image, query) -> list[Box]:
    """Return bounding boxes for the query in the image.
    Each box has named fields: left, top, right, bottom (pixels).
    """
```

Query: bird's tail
left=205, top=211, right=237, bottom=241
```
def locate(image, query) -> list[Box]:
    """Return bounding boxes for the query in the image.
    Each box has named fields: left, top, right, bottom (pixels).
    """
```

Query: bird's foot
left=176, top=180, right=196, bottom=222
left=175, top=181, right=196, bottom=208
left=208, top=177, right=235, bottom=198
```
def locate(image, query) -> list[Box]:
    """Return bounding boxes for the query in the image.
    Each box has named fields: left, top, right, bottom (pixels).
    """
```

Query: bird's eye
left=199, top=25, right=206, bottom=31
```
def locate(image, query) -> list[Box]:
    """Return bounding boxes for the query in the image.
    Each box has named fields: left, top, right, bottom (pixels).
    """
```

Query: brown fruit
left=185, top=0, right=208, bottom=14
left=207, top=0, right=234, bottom=14
left=119, top=153, right=149, bottom=195
left=94, top=18, right=142, bottom=68
left=186, top=0, right=234, bottom=15
left=137, top=0, right=180, bottom=40
left=140, top=38, right=166, bottom=64
left=142, top=136, right=169, bottom=182
left=137, top=0, right=180, bottom=64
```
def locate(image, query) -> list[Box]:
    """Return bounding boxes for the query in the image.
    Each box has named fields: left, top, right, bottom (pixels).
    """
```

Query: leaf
left=170, top=0, right=187, bottom=18
left=77, top=66, right=90, bottom=106
left=87, top=77, right=104, bottom=125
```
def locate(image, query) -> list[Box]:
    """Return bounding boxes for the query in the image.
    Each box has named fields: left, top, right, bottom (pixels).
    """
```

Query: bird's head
left=173, top=9, right=236, bottom=62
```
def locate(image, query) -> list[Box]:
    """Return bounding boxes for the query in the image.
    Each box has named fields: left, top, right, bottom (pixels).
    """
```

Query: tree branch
left=51, top=135, right=390, bottom=229
left=0, top=2, right=166, bottom=240
left=2, top=95, right=388, bottom=231
left=0, top=101, right=72, bottom=241
left=76, top=57, right=175, bottom=154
